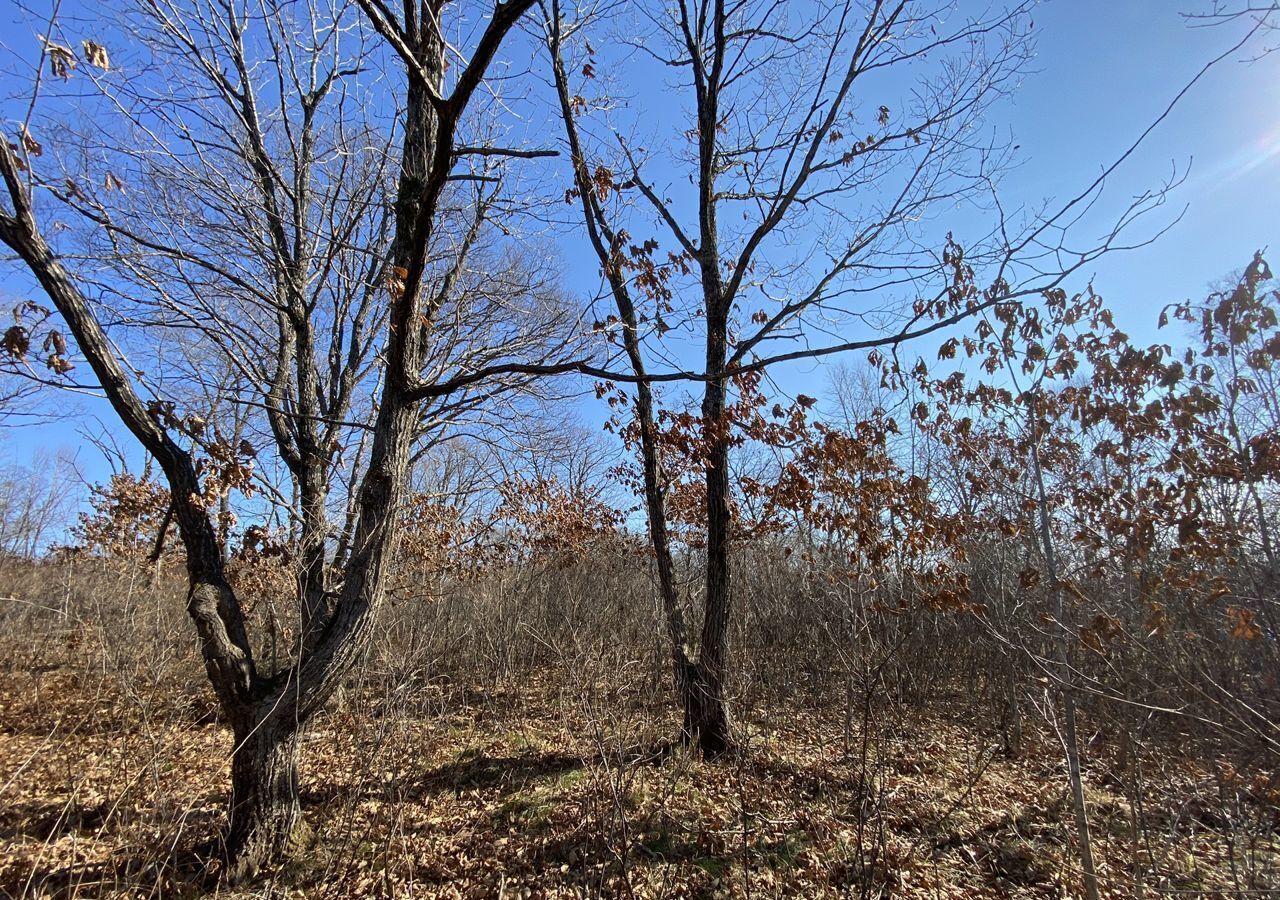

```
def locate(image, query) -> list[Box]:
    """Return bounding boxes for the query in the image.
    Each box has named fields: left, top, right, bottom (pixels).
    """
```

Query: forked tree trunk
left=0, top=0, right=538, bottom=885
left=223, top=716, right=309, bottom=884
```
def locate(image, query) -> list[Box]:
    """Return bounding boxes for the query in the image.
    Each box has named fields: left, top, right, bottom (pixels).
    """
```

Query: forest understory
left=1, top=561, right=1275, bottom=900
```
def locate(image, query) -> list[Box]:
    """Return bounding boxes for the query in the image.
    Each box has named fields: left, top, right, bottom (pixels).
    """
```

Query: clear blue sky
left=2, top=0, right=1278, bottom=495
left=1002, top=0, right=1279, bottom=332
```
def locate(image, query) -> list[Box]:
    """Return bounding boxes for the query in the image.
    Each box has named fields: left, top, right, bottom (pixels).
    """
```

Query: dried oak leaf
left=2, top=326, right=30, bottom=359
left=20, top=126, right=42, bottom=157
left=82, top=40, right=109, bottom=71
left=40, top=37, right=77, bottom=80
left=6, top=143, right=28, bottom=171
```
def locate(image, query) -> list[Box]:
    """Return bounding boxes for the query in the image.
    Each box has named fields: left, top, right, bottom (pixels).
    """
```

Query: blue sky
left=2, top=0, right=1278, bottom=500
left=1001, top=1, right=1279, bottom=334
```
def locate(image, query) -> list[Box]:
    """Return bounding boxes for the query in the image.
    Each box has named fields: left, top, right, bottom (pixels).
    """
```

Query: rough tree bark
left=692, top=303, right=735, bottom=756
left=224, top=715, right=307, bottom=880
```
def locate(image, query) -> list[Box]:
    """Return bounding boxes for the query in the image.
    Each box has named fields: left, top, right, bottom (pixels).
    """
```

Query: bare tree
left=0, top=0, right=561, bottom=879
left=28, top=0, right=578, bottom=609
left=0, top=447, right=77, bottom=558
left=541, top=0, right=1170, bottom=755
left=535, top=0, right=1280, bottom=758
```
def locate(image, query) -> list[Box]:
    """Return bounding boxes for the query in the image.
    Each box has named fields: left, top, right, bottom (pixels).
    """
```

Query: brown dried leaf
left=40, top=37, right=77, bottom=79
left=6, top=143, right=28, bottom=171
left=2, top=325, right=30, bottom=359
left=42, top=329, right=67, bottom=357
left=20, top=126, right=42, bottom=157
left=82, top=39, right=110, bottom=71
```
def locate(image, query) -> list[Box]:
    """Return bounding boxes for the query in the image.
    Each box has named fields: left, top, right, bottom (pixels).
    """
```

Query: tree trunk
left=546, top=27, right=692, bottom=702
left=1028, top=395, right=1101, bottom=900
left=681, top=659, right=732, bottom=758
left=690, top=327, right=735, bottom=758
left=297, top=464, right=332, bottom=642
left=223, top=717, right=310, bottom=884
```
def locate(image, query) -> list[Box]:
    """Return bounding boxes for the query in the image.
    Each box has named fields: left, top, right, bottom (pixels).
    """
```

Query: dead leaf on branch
left=19, top=127, right=42, bottom=157
left=385, top=265, right=408, bottom=299
left=2, top=326, right=30, bottom=360
left=39, top=330, right=69, bottom=373
left=39, top=36, right=77, bottom=80
left=1227, top=605, right=1262, bottom=641
left=82, top=40, right=110, bottom=71
left=6, top=143, right=28, bottom=171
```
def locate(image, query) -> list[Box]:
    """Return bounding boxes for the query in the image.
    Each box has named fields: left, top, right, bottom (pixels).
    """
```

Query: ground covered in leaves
left=1, top=642, right=1276, bottom=898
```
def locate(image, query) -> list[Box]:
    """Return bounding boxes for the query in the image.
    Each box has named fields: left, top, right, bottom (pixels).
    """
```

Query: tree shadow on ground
left=1, top=843, right=216, bottom=900
left=406, top=748, right=585, bottom=799
left=0, top=799, right=114, bottom=843
left=744, top=753, right=871, bottom=802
